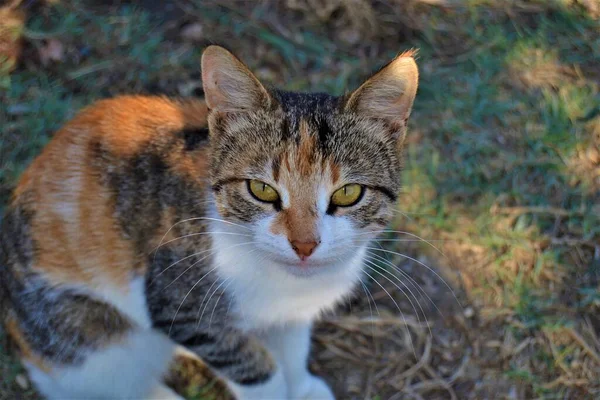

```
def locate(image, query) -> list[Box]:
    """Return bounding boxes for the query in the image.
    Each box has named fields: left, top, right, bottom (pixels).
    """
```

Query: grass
left=1, top=0, right=599, bottom=399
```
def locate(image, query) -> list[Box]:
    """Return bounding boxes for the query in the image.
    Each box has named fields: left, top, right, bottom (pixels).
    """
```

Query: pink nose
left=290, top=240, right=319, bottom=259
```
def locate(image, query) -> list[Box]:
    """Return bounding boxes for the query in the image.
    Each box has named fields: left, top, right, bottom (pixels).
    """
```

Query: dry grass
left=1, top=0, right=599, bottom=399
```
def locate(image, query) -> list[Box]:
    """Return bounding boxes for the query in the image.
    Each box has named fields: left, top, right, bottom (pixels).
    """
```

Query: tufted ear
left=345, top=51, right=418, bottom=129
left=201, top=46, right=272, bottom=112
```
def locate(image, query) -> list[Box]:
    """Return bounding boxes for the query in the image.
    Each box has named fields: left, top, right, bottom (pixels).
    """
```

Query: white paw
left=289, top=375, right=335, bottom=400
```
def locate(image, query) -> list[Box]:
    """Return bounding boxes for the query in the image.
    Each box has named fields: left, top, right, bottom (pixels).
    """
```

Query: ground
left=1, top=0, right=599, bottom=399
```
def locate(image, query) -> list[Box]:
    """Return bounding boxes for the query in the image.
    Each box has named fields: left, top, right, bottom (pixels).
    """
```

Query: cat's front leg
left=260, top=322, right=334, bottom=400
left=181, top=327, right=287, bottom=399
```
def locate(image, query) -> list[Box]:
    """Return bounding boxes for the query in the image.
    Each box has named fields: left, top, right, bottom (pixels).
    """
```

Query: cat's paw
left=289, top=375, right=335, bottom=400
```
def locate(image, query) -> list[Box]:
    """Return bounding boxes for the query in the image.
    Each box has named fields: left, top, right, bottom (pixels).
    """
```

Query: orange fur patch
left=5, top=316, right=51, bottom=373
left=15, top=96, right=209, bottom=289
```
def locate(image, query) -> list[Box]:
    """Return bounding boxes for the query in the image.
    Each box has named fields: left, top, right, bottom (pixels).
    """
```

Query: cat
left=0, top=45, right=418, bottom=400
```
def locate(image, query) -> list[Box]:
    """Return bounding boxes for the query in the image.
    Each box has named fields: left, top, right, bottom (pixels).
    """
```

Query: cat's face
left=202, top=46, right=418, bottom=275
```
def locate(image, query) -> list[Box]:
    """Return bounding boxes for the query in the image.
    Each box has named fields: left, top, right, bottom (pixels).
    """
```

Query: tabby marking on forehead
left=296, top=119, right=318, bottom=177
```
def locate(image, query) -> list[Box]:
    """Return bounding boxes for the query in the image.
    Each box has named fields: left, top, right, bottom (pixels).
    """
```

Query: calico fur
left=0, top=46, right=418, bottom=399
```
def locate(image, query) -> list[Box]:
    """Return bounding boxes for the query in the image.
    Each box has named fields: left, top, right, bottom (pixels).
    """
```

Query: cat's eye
left=248, top=180, right=280, bottom=203
left=331, top=184, right=364, bottom=207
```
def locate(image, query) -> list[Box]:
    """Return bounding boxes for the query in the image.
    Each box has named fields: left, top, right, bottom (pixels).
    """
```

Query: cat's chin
left=276, top=258, right=342, bottom=278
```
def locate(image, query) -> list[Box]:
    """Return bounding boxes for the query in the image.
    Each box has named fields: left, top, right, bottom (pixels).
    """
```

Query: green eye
left=248, top=180, right=280, bottom=203
left=331, top=184, right=364, bottom=207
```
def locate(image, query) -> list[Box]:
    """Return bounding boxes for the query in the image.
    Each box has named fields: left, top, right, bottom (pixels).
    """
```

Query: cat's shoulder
left=61, top=95, right=209, bottom=156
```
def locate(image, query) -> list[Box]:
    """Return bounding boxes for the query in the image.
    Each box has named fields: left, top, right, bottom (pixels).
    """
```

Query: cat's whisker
left=153, top=216, right=252, bottom=265
left=365, top=251, right=444, bottom=319
left=367, top=241, right=444, bottom=318
left=225, top=285, right=237, bottom=320
left=336, top=256, right=381, bottom=318
left=188, top=216, right=253, bottom=231
left=363, top=260, right=431, bottom=339
left=390, top=209, right=434, bottom=216
left=390, top=208, right=415, bottom=222
left=155, top=242, right=256, bottom=290
left=196, top=276, right=227, bottom=330
left=359, top=277, right=380, bottom=317
left=362, top=269, right=417, bottom=358
left=365, top=260, right=433, bottom=337
left=152, top=231, right=253, bottom=252
left=209, top=279, right=234, bottom=330
left=352, top=230, right=449, bottom=260
left=364, top=254, right=428, bottom=312
left=168, top=265, right=220, bottom=336
left=149, top=248, right=214, bottom=287
left=352, top=271, right=380, bottom=342
left=161, top=242, right=256, bottom=290
left=365, top=246, right=463, bottom=309
left=355, top=238, right=448, bottom=243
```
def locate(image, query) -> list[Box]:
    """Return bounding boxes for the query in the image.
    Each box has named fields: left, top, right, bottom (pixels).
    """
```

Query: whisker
left=209, top=279, right=234, bottom=330
left=162, top=241, right=259, bottom=290
left=365, top=254, right=427, bottom=308
left=149, top=248, right=214, bottom=287
left=195, top=276, right=226, bottom=330
left=389, top=208, right=433, bottom=216
left=368, top=241, right=435, bottom=303
left=365, top=246, right=463, bottom=309
left=153, top=216, right=252, bottom=265
left=353, top=271, right=379, bottom=343
left=363, top=260, right=429, bottom=337
left=390, top=208, right=415, bottom=222
left=153, top=231, right=253, bottom=252
left=359, top=277, right=380, bottom=317
left=368, top=241, right=444, bottom=318
left=362, top=269, right=417, bottom=358
left=355, top=238, right=449, bottom=243
left=365, top=251, right=444, bottom=319
left=363, top=259, right=433, bottom=339
left=168, top=265, right=219, bottom=336
left=225, top=287, right=236, bottom=320
left=353, top=230, right=448, bottom=260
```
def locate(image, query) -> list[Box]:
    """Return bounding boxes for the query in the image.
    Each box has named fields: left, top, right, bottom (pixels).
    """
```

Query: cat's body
left=0, top=46, right=418, bottom=399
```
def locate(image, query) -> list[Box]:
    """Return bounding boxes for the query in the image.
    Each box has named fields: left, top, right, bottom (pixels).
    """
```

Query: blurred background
left=1, top=0, right=599, bottom=399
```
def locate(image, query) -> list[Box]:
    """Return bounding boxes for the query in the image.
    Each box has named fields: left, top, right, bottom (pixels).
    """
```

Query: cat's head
left=202, top=45, right=418, bottom=275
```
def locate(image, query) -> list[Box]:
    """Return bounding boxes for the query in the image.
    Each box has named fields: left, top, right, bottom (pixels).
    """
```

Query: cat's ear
left=201, top=46, right=272, bottom=112
left=345, top=51, right=418, bottom=129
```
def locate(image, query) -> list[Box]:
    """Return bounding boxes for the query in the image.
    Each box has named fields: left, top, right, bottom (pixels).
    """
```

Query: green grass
left=1, top=0, right=599, bottom=398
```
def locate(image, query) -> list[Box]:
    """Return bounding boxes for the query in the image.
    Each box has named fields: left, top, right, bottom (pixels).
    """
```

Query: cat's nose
left=290, top=239, right=320, bottom=260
